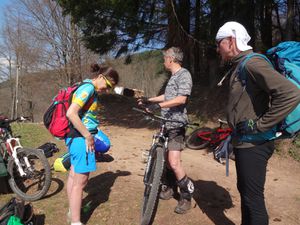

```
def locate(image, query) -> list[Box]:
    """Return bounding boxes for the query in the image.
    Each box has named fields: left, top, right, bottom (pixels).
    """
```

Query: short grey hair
left=163, top=47, right=183, bottom=65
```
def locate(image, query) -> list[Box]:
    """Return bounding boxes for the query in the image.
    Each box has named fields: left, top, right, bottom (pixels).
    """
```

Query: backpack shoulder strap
left=68, top=82, right=96, bottom=106
left=80, top=82, right=97, bottom=110
left=67, top=82, right=97, bottom=138
left=233, top=53, right=273, bottom=117
left=238, top=53, right=273, bottom=87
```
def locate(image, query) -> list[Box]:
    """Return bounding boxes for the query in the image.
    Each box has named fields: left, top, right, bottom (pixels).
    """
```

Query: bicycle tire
left=7, top=148, right=52, bottom=201
left=185, top=127, right=212, bottom=150
left=141, top=146, right=165, bottom=225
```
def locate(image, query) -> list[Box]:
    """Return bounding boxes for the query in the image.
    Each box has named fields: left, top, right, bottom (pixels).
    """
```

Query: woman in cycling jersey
left=66, top=64, right=119, bottom=225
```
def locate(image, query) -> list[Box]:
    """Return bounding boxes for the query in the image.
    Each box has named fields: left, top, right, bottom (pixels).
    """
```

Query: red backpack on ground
left=43, top=82, right=95, bottom=139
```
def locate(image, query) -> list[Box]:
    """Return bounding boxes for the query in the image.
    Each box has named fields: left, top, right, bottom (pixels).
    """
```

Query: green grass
left=11, top=122, right=66, bottom=151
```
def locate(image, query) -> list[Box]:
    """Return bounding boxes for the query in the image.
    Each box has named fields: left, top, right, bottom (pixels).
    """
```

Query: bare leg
left=67, top=166, right=75, bottom=202
left=69, top=171, right=89, bottom=223
left=168, top=150, right=185, bottom=180
left=168, top=150, right=194, bottom=214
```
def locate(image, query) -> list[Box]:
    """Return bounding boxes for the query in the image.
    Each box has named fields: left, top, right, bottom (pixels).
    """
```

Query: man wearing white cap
left=215, top=22, right=300, bottom=225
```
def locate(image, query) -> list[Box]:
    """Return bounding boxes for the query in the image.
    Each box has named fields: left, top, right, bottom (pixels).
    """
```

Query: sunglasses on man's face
left=216, top=37, right=232, bottom=47
left=216, top=38, right=225, bottom=47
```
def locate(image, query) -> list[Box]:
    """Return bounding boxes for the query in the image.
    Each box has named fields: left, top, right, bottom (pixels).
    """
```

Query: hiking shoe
left=159, top=185, right=174, bottom=200
left=174, top=199, right=191, bottom=214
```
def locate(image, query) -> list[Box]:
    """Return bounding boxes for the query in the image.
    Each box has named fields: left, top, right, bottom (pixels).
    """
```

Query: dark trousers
left=234, top=141, right=274, bottom=225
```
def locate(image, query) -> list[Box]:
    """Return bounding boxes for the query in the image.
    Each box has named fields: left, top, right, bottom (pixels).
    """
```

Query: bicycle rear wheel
left=185, top=127, right=212, bottom=150
left=141, top=145, right=165, bottom=225
left=7, top=148, right=52, bottom=201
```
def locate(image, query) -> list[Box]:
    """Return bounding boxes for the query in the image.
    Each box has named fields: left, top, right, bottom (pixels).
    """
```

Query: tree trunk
left=260, top=0, right=273, bottom=50
left=274, top=1, right=284, bottom=40
left=237, top=0, right=256, bottom=47
left=165, top=0, right=179, bottom=48
left=165, top=0, right=191, bottom=71
left=286, top=0, right=295, bottom=40
left=193, top=0, right=201, bottom=83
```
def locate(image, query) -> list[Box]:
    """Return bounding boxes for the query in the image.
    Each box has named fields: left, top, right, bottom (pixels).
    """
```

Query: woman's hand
left=85, top=133, right=95, bottom=153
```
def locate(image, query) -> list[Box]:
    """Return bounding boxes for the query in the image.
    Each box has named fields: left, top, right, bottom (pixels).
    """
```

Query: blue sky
left=0, top=0, right=9, bottom=26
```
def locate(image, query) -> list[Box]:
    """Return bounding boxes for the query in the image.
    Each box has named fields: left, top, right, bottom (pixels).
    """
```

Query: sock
left=71, top=222, right=82, bottom=225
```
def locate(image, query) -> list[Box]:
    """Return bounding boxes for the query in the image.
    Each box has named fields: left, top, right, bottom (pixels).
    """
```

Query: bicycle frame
left=0, top=119, right=32, bottom=177
left=197, top=124, right=232, bottom=146
left=143, top=123, right=168, bottom=185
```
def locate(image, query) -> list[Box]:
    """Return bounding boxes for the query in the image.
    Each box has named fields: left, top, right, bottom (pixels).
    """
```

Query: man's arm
left=145, top=95, right=188, bottom=113
left=159, top=95, right=187, bottom=108
left=148, top=94, right=165, bottom=103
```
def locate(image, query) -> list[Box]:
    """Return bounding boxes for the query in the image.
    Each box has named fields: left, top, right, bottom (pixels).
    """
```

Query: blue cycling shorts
left=66, top=137, right=97, bottom=174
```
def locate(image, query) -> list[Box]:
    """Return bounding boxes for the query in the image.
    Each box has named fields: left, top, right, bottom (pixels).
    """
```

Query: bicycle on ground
left=133, top=107, right=196, bottom=225
left=0, top=116, right=52, bottom=201
left=185, top=119, right=234, bottom=163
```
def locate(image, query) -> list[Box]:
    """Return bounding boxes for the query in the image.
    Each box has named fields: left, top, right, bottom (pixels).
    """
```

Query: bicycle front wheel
left=141, top=145, right=165, bottom=225
left=7, top=148, right=52, bottom=201
left=185, top=127, right=212, bottom=150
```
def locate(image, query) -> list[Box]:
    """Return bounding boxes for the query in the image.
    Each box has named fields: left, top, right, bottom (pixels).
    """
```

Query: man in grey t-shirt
left=139, top=47, right=194, bottom=214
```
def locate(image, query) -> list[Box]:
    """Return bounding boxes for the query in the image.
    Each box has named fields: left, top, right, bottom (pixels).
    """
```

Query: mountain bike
left=185, top=119, right=232, bottom=150
left=185, top=119, right=234, bottom=161
left=133, top=107, right=196, bottom=225
left=0, top=116, right=52, bottom=201
left=185, top=119, right=234, bottom=176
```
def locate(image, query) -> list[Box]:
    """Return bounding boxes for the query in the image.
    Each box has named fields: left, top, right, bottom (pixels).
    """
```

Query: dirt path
left=1, top=125, right=300, bottom=225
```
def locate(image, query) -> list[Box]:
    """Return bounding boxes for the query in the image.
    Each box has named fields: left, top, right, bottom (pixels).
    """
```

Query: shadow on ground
left=81, top=170, right=131, bottom=224
left=34, top=214, right=46, bottom=225
left=193, top=179, right=235, bottom=225
left=42, top=177, right=64, bottom=200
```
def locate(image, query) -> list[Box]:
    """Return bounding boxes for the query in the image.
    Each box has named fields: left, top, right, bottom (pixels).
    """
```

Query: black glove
left=146, top=103, right=161, bottom=113
left=236, top=119, right=258, bottom=135
left=137, top=97, right=151, bottom=105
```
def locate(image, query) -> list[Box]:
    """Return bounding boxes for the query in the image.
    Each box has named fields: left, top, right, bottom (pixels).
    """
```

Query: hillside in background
left=0, top=50, right=228, bottom=122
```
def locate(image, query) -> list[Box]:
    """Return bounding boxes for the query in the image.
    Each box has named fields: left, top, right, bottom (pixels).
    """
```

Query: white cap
left=215, top=21, right=252, bottom=51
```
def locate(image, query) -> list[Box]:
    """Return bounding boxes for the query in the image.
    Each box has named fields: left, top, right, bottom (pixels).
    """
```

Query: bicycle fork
left=143, top=136, right=168, bottom=186
left=8, top=138, right=31, bottom=177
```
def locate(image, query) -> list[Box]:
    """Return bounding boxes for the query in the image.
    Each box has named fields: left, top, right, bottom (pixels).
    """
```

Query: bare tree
left=0, top=9, right=44, bottom=118
left=11, top=0, right=98, bottom=85
left=0, top=0, right=98, bottom=117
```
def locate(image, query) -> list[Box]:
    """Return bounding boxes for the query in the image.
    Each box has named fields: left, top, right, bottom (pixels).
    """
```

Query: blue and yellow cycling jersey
left=72, top=79, right=99, bottom=132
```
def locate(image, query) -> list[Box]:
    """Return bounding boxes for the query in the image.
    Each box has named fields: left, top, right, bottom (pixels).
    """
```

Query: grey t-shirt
left=161, top=68, right=193, bottom=129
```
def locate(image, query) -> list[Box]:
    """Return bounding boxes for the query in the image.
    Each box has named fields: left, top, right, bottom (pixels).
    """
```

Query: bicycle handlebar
left=132, top=107, right=199, bottom=127
left=0, top=116, right=30, bottom=125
